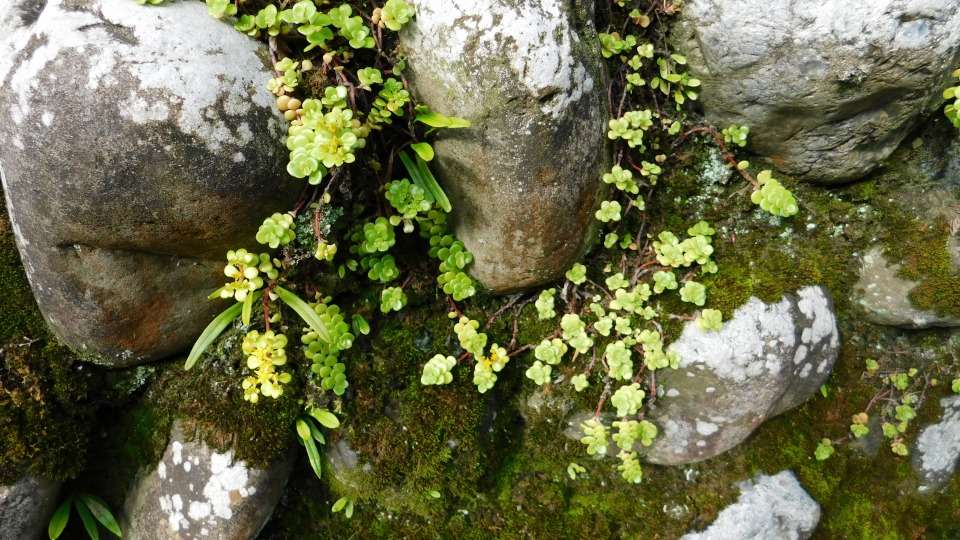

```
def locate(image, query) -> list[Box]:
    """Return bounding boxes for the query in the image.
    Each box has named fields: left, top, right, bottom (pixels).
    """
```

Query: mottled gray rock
left=675, top=0, right=960, bottom=183
left=0, top=0, right=299, bottom=366
left=681, top=471, right=820, bottom=540
left=123, top=422, right=293, bottom=540
left=401, top=0, right=608, bottom=293
left=854, top=246, right=960, bottom=328
left=0, top=474, right=62, bottom=540
left=914, top=395, right=960, bottom=492
left=642, top=286, right=839, bottom=465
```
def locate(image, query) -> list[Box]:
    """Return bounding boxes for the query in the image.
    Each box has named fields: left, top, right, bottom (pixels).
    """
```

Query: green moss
left=0, top=188, right=95, bottom=484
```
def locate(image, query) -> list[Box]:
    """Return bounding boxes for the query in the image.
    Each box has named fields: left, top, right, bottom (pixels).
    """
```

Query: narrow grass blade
left=274, top=286, right=331, bottom=343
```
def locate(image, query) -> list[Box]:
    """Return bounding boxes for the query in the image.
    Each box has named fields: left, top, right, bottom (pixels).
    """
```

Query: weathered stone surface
left=854, top=246, right=960, bottom=328
left=641, top=286, right=839, bottom=465
left=674, top=0, right=960, bottom=183
left=0, top=474, right=62, bottom=540
left=123, top=421, right=293, bottom=540
left=401, top=0, right=608, bottom=293
left=681, top=471, right=820, bottom=540
left=0, top=0, right=299, bottom=366
left=914, top=395, right=960, bottom=492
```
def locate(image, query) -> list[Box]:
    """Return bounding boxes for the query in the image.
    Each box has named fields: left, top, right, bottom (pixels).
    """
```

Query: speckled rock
left=853, top=246, right=960, bottom=328
left=0, top=0, right=299, bottom=366
left=641, top=286, right=839, bottom=465
left=914, top=395, right=960, bottom=492
left=400, top=0, right=608, bottom=293
left=122, top=422, right=294, bottom=540
left=0, top=474, right=62, bottom=540
left=680, top=471, right=820, bottom=540
left=674, top=0, right=960, bottom=183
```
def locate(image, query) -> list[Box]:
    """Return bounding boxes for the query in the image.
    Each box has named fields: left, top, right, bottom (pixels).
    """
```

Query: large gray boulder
left=675, top=0, right=960, bottom=183
left=0, top=475, right=62, bottom=540
left=401, top=0, right=608, bottom=293
left=642, top=286, right=839, bottom=465
left=914, top=395, right=960, bottom=492
left=681, top=471, right=820, bottom=540
left=0, top=0, right=299, bottom=366
left=122, top=422, right=293, bottom=540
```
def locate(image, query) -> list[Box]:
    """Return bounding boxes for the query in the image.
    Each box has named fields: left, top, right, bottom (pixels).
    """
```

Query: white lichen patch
left=696, top=420, right=719, bottom=436
left=5, top=0, right=275, bottom=152
left=797, top=286, right=838, bottom=348
left=407, top=0, right=594, bottom=117
left=146, top=430, right=260, bottom=536
left=914, top=396, right=960, bottom=488
left=669, top=296, right=793, bottom=382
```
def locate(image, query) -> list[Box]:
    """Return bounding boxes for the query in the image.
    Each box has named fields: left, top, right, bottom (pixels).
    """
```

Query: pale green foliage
left=611, top=383, right=646, bottom=417
left=379, top=0, right=415, bottom=31
left=638, top=329, right=678, bottom=370
left=566, top=263, right=587, bottom=285
left=696, top=309, right=723, bottom=332
left=608, top=109, right=654, bottom=149
left=567, top=462, right=586, bottom=480
left=286, top=95, right=366, bottom=183
left=241, top=330, right=292, bottom=402
left=357, top=67, right=383, bottom=89
left=652, top=227, right=715, bottom=269
left=599, top=32, right=637, bottom=58
left=953, top=378, right=960, bottom=393
left=217, top=249, right=278, bottom=301
left=571, top=374, right=589, bottom=391
left=473, top=343, right=509, bottom=392
left=454, top=316, right=487, bottom=357
left=536, top=288, right=557, bottom=319
left=679, top=280, right=706, bottom=306
left=421, top=354, right=457, bottom=385
left=579, top=419, right=609, bottom=455
left=315, top=240, right=337, bottom=261
left=850, top=412, right=870, bottom=438
left=617, top=451, right=643, bottom=483
left=721, top=124, right=750, bottom=147
left=369, top=78, right=411, bottom=126
left=534, top=338, right=568, bottom=365
left=613, top=419, right=657, bottom=450
left=256, top=212, right=296, bottom=248
left=652, top=270, right=678, bottom=294
left=605, top=341, right=634, bottom=380
left=594, top=318, right=613, bottom=336
left=595, top=200, right=622, bottom=222
left=525, top=361, right=552, bottom=385
left=650, top=55, right=701, bottom=105
left=814, top=438, right=835, bottom=460
left=380, top=286, right=407, bottom=313
left=603, top=165, right=639, bottom=194
left=385, top=179, right=431, bottom=220
left=205, top=0, right=236, bottom=18
left=605, top=273, right=630, bottom=290
left=944, top=68, right=960, bottom=128
left=303, top=297, right=354, bottom=395
left=751, top=170, right=798, bottom=217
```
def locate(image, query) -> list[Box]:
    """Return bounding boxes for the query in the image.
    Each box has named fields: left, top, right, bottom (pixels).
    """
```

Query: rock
left=401, top=0, right=608, bottom=293
left=913, top=395, right=960, bottom=492
left=641, top=286, right=839, bottom=465
left=123, top=421, right=293, bottom=540
left=0, top=474, right=62, bottom=540
left=854, top=246, right=960, bottom=328
left=0, top=0, right=300, bottom=366
left=674, top=0, right=960, bottom=184
left=680, top=471, right=820, bottom=540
